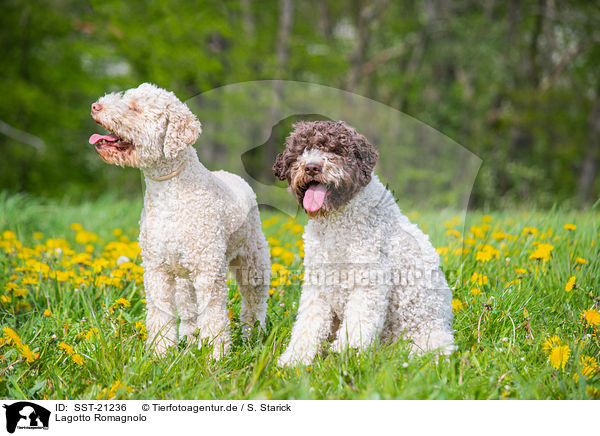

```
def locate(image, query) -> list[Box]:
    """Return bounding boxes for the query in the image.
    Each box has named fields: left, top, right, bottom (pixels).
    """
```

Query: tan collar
left=148, top=161, right=186, bottom=181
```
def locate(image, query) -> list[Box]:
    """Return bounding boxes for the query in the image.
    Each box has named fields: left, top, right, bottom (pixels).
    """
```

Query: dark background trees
left=1, top=0, right=598, bottom=208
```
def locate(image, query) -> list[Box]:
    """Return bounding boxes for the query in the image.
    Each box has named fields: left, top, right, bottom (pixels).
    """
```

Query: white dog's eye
left=128, top=103, right=142, bottom=113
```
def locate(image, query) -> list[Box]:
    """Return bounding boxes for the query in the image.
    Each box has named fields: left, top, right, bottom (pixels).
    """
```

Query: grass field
left=0, top=192, right=599, bottom=400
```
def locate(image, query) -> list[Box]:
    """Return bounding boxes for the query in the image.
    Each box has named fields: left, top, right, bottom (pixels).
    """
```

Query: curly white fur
left=279, top=172, right=455, bottom=366
left=91, top=83, right=270, bottom=358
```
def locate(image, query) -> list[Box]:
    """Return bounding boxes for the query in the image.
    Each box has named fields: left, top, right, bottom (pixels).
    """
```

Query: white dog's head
left=89, top=83, right=201, bottom=168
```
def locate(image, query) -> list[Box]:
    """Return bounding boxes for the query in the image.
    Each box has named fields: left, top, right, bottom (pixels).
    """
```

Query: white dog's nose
left=91, top=102, right=103, bottom=113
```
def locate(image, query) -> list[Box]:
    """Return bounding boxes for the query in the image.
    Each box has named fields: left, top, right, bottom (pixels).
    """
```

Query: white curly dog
left=90, top=83, right=270, bottom=358
left=273, top=121, right=455, bottom=366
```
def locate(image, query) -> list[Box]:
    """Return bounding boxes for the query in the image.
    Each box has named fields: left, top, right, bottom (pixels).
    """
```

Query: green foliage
left=1, top=1, right=599, bottom=206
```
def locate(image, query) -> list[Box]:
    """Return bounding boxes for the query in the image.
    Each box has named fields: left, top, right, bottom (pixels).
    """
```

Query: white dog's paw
left=207, top=337, right=229, bottom=361
left=278, top=350, right=312, bottom=367
left=149, top=336, right=175, bottom=357
left=331, top=340, right=342, bottom=353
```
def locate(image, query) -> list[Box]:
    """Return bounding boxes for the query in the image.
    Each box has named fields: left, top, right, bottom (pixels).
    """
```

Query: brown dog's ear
left=163, top=101, right=202, bottom=159
left=273, top=151, right=289, bottom=181
left=353, top=133, right=379, bottom=187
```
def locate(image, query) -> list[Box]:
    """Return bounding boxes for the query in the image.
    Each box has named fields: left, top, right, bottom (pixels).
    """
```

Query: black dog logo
left=3, top=402, right=50, bottom=433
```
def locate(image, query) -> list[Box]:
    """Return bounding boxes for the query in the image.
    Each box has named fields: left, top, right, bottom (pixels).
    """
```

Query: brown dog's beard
left=290, top=159, right=365, bottom=217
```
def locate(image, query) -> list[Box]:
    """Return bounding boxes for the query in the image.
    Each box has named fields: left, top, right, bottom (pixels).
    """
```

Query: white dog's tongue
left=89, top=134, right=119, bottom=145
left=303, top=183, right=327, bottom=212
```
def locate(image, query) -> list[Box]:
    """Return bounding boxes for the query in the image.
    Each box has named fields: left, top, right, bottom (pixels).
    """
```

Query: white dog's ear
left=163, top=102, right=202, bottom=159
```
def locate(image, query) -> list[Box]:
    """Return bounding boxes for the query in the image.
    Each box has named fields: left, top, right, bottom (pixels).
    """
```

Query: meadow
left=0, top=192, right=598, bottom=400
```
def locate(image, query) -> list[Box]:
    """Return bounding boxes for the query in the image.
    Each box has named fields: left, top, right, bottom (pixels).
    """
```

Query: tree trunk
left=266, top=0, right=294, bottom=179
left=578, top=87, right=600, bottom=205
left=240, top=0, right=255, bottom=38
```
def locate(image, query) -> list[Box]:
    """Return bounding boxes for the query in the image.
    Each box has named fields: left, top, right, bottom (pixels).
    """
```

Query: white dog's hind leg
left=279, top=287, right=331, bottom=366
left=192, top=264, right=231, bottom=359
left=174, top=277, right=197, bottom=341
left=232, top=232, right=270, bottom=338
left=333, top=286, right=390, bottom=352
left=144, top=266, right=178, bottom=356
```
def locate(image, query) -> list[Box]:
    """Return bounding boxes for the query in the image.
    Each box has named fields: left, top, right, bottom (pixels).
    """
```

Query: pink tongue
left=303, top=183, right=327, bottom=212
left=89, top=134, right=119, bottom=145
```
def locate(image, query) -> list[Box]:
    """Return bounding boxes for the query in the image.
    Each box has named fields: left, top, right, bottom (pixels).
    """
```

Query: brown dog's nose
left=91, top=103, right=102, bottom=113
left=305, top=162, right=322, bottom=176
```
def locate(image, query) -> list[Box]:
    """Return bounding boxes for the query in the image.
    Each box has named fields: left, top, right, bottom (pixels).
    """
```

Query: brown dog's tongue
left=303, top=183, right=327, bottom=212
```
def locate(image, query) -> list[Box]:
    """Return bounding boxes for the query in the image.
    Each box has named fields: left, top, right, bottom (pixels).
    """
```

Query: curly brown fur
left=273, top=121, right=378, bottom=217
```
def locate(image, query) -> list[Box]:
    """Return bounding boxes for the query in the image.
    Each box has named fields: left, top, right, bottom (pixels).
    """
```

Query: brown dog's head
left=89, top=83, right=201, bottom=168
left=273, top=121, right=378, bottom=217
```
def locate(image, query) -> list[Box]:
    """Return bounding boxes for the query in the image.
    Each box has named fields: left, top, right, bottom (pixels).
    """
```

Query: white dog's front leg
left=144, top=266, right=178, bottom=356
left=279, top=287, right=331, bottom=366
left=175, top=277, right=197, bottom=340
left=333, top=285, right=389, bottom=352
left=192, top=265, right=231, bottom=360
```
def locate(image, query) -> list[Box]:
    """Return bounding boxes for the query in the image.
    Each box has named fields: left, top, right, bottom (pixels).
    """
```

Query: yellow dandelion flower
left=446, top=229, right=461, bottom=238
left=563, top=224, right=577, bottom=231
left=268, top=288, right=275, bottom=296
left=514, top=268, right=527, bottom=275
left=529, top=243, right=554, bottom=262
left=549, top=345, right=570, bottom=370
left=21, top=276, right=40, bottom=286
left=2, top=230, right=17, bottom=240
left=19, top=344, right=39, bottom=364
left=58, top=342, right=75, bottom=356
left=70, top=223, right=83, bottom=231
left=271, top=246, right=284, bottom=257
left=5, top=282, right=18, bottom=291
left=71, top=354, right=84, bottom=365
left=575, top=257, right=587, bottom=266
left=482, top=215, right=492, bottom=223
left=291, top=224, right=304, bottom=234
left=33, top=232, right=43, bottom=240
left=3, top=327, right=22, bottom=346
left=267, top=237, right=281, bottom=246
left=43, top=309, right=53, bottom=317
left=541, top=336, right=563, bottom=355
left=577, top=355, right=598, bottom=381
left=581, top=309, right=600, bottom=327
left=271, top=263, right=285, bottom=272
left=463, top=237, right=477, bottom=247
left=522, top=227, right=537, bottom=236
left=476, top=250, right=493, bottom=262
left=436, top=247, right=449, bottom=256
left=491, top=231, right=508, bottom=241
left=113, top=298, right=131, bottom=308
left=587, top=386, right=600, bottom=399
left=280, top=250, right=295, bottom=265
left=0, top=295, right=11, bottom=304
left=470, top=272, right=489, bottom=286
left=452, top=299, right=465, bottom=313
left=470, top=226, right=486, bottom=239
left=471, top=288, right=481, bottom=296
left=565, top=276, right=576, bottom=292
left=75, top=230, right=98, bottom=244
